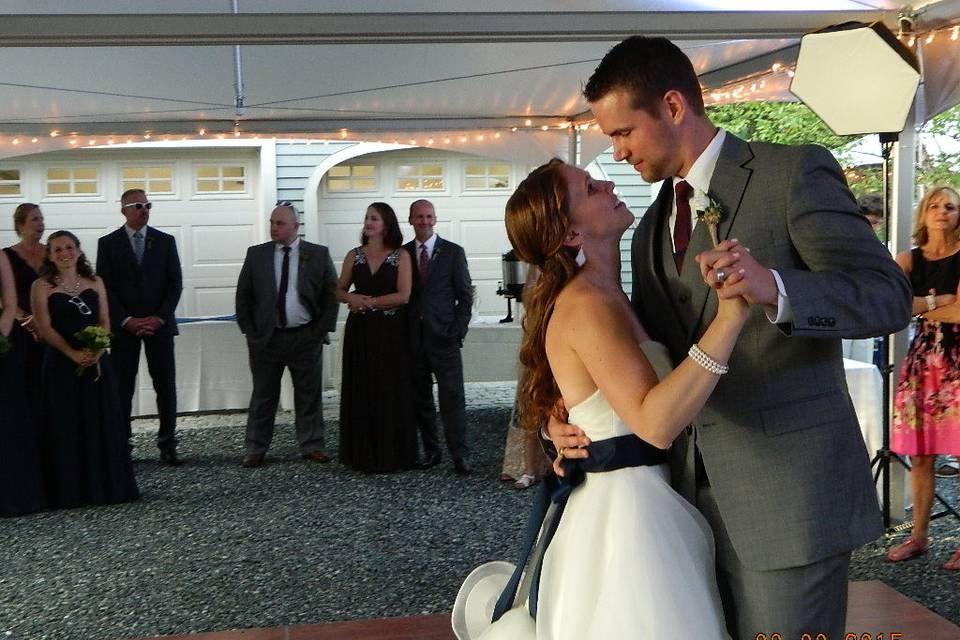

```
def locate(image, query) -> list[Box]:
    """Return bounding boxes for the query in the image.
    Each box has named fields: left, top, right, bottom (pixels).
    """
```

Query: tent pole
left=232, top=0, right=245, bottom=117
left=567, top=126, right=580, bottom=167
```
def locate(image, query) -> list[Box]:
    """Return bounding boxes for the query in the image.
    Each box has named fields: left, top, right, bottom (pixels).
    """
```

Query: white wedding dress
left=453, top=342, right=730, bottom=640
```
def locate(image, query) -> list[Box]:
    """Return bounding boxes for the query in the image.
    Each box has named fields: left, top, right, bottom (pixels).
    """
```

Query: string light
left=952, top=26, right=959, bottom=41
left=926, top=32, right=935, bottom=44
left=198, top=128, right=206, bottom=136
left=50, top=131, right=59, bottom=138
left=31, top=137, right=38, bottom=143
left=540, top=125, right=549, bottom=131
left=524, top=119, right=532, bottom=126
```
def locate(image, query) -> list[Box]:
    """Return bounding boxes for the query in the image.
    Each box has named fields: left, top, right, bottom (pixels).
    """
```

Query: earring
left=575, top=247, right=587, bottom=267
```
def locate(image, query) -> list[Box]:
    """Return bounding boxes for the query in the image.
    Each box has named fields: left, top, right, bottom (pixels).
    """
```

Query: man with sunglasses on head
left=235, top=202, right=339, bottom=468
left=96, top=189, right=184, bottom=465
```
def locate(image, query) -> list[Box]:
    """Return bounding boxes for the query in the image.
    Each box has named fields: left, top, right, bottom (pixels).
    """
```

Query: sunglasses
left=122, top=202, right=153, bottom=211
left=67, top=295, right=92, bottom=316
left=276, top=200, right=294, bottom=207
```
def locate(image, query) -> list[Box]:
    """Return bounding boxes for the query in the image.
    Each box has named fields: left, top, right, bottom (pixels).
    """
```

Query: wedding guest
left=235, top=203, right=339, bottom=468
left=404, top=200, right=474, bottom=474
left=0, top=248, right=46, bottom=517
left=500, top=265, right=550, bottom=490
left=888, top=186, right=960, bottom=570
left=857, top=193, right=885, bottom=232
left=31, top=231, right=138, bottom=509
left=96, top=189, right=184, bottom=465
left=3, top=203, right=46, bottom=422
left=336, top=202, right=418, bottom=472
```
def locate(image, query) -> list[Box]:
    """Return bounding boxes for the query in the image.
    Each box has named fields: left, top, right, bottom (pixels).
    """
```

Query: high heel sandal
left=886, top=536, right=929, bottom=562
left=512, top=474, right=537, bottom=490
left=943, top=549, right=960, bottom=571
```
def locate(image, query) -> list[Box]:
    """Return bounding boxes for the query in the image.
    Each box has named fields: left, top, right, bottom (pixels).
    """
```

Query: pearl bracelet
left=925, top=294, right=937, bottom=312
left=688, top=344, right=729, bottom=375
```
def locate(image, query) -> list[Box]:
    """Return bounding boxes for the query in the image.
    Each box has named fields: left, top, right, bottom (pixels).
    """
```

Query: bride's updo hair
left=505, top=158, right=579, bottom=433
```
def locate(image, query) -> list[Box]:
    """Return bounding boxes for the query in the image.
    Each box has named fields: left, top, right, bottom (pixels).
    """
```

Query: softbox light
left=790, top=21, right=920, bottom=136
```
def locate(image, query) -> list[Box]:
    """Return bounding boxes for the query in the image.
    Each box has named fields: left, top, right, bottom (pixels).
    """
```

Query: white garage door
left=314, top=148, right=529, bottom=318
left=0, top=146, right=263, bottom=318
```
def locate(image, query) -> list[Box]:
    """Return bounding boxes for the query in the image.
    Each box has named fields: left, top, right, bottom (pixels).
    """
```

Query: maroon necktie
left=673, top=180, right=693, bottom=274
left=277, top=246, right=291, bottom=327
left=419, top=244, right=430, bottom=277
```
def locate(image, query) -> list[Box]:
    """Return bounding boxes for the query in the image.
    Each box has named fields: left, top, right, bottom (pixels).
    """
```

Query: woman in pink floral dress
left=889, top=186, right=960, bottom=569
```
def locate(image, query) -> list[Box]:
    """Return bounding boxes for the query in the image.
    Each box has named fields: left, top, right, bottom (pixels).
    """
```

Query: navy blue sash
left=491, top=433, right=669, bottom=622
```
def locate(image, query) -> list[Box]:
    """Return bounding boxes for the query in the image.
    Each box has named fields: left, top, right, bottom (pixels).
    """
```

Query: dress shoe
left=159, top=450, right=184, bottom=466
left=302, top=450, right=331, bottom=463
left=241, top=453, right=264, bottom=468
left=418, top=452, right=441, bottom=469
left=454, top=457, right=472, bottom=476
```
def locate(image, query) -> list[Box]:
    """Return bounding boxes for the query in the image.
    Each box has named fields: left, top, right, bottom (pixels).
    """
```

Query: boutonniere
left=696, top=194, right=726, bottom=247
left=146, top=236, right=154, bottom=251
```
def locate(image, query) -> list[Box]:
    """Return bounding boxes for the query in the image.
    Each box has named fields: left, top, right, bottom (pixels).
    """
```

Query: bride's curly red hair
left=505, top=159, right=579, bottom=432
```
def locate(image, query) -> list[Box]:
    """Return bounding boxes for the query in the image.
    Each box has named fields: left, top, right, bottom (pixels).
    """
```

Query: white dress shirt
left=274, top=237, right=312, bottom=328
left=415, top=233, right=438, bottom=262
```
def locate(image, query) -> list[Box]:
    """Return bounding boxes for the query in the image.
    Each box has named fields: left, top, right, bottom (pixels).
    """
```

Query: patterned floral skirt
left=892, top=319, right=960, bottom=456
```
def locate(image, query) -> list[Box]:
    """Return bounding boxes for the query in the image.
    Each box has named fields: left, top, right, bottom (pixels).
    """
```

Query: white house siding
left=592, top=149, right=656, bottom=295
left=275, top=141, right=354, bottom=229
left=0, top=146, right=262, bottom=318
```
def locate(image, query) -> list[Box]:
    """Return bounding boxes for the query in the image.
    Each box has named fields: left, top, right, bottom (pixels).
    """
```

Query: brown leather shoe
left=241, top=453, right=264, bottom=468
left=302, top=451, right=331, bottom=463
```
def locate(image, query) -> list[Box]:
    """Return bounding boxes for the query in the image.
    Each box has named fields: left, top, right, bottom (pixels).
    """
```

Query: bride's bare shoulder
left=553, top=279, right=629, bottom=330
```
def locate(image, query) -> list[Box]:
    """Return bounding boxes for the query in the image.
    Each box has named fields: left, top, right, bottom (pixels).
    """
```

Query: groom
left=550, top=37, right=911, bottom=639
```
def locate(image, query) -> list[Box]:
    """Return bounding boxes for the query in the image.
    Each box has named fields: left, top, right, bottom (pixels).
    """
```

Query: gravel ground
left=1, top=383, right=958, bottom=640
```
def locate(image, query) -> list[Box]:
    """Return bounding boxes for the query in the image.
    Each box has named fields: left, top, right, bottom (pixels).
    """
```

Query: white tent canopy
left=0, top=1, right=958, bottom=164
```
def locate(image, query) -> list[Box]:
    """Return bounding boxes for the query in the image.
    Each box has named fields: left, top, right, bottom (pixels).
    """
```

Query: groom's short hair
left=583, top=36, right=705, bottom=118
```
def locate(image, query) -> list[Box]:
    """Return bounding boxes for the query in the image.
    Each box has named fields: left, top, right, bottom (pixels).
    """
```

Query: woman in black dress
left=336, top=202, right=418, bottom=472
left=31, top=231, right=138, bottom=509
left=0, top=249, right=46, bottom=516
left=4, top=202, right=47, bottom=422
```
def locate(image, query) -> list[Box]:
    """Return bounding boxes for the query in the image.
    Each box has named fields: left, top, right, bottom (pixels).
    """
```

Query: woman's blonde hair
left=912, top=186, right=960, bottom=246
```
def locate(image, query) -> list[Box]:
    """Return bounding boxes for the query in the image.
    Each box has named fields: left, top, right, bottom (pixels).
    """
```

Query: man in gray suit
left=550, top=37, right=912, bottom=638
left=235, top=203, right=339, bottom=468
left=404, top=199, right=474, bottom=475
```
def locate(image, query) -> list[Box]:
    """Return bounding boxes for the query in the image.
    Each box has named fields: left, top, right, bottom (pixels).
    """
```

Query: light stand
left=869, top=132, right=960, bottom=532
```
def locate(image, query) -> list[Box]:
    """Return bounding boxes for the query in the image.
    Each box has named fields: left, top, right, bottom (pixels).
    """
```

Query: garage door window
left=45, top=167, right=99, bottom=196
left=327, top=164, right=378, bottom=192
left=0, top=168, right=21, bottom=197
left=195, top=165, right=247, bottom=194
left=396, top=163, right=445, bottom=192
left=464, top=163, right=511, bottom=191
left=122, top=166, right=174, bottom=195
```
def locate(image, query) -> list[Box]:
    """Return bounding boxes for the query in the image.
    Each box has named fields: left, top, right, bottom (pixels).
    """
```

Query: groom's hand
left=697, top=240, right=778, bottom=307
left=546, top=414, right=590, bottom=478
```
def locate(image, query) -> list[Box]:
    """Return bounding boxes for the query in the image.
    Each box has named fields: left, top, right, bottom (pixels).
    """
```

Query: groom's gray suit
left=632, top=133, right=911, bottom=636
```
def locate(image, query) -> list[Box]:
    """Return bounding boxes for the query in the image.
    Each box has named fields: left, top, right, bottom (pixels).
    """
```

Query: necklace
left=55, top=275, right=81, bottom=294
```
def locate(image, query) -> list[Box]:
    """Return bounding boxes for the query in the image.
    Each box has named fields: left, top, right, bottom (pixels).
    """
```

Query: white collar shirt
left=668, top=128, right=725, bottom=251
left=415, top=234, right=438, bottom=260
left=274, top=237, right=312, bottom=328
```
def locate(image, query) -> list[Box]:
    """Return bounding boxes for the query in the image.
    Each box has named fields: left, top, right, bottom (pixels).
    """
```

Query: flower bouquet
left=74, top=325, right=111, bottom=379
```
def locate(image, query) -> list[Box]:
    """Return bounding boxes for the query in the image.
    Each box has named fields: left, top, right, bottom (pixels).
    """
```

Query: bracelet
left=925, top=294, right=937, bottom=312
left=688, top=344, right=729, bottom=375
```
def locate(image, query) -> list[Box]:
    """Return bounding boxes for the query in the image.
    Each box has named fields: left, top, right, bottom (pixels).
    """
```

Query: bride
left=453, top=159, right=747, bottom=639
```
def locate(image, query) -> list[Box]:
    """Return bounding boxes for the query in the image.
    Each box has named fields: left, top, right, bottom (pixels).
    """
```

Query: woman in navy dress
left=0, top=248, right=46, bottom=516
left=4, top=203, right=47, bottom=428
left=31, top=230, right=138, bottom=509
left=336, top=202, right=418, bottom=472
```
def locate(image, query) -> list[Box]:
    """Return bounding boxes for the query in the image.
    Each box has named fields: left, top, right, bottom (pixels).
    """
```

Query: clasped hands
left=547, top=239, right=779, bottom=476
left=125, top=316, right=163, bottom=337
left=346, top=293, right=378, bottom=314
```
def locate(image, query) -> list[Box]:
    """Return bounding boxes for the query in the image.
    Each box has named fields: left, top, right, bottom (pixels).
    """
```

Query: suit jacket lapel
left=264, top=243, right=278, bottom=298
left=639, top=183, right=688, bottom=353
left=116, top=226, right=139, bottom=271
left=687, top=134, right=755, bottom=336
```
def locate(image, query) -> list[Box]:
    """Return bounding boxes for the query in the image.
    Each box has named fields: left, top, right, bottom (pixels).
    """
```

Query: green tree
left=707, top=101, right=960, bottom=196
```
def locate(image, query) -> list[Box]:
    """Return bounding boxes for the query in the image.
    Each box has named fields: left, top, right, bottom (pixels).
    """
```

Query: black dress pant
left=411, top=326, right=468, bottom=461
left=112, top=330, right=177, bottom=452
